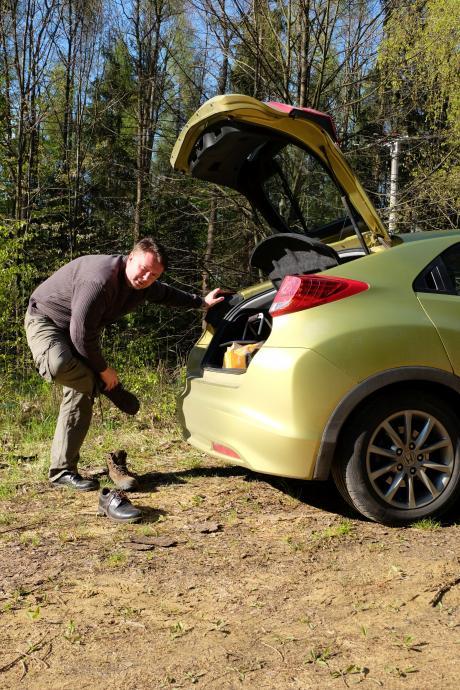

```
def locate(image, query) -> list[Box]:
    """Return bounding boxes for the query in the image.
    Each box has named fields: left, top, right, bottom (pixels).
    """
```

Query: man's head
left=125, top=237, right=168, bottom=290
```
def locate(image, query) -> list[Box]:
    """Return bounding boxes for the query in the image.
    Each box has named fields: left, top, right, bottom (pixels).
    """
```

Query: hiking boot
left=101, top=383, right=140, bottom=415
left=97, top=487, right=142, bottom=523
left=106, top=450, right=139, bottom=491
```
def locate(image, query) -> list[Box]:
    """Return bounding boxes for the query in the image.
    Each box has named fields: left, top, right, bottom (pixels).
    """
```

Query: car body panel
left=417, top=292, right=460, bottom=373
left=170, top=94, right=390, bottom=247
left=178, top=347, right=356, bottom=479
left=178, top=234, right=458, bottom=480
left=265, top=237, right=455, bottom=380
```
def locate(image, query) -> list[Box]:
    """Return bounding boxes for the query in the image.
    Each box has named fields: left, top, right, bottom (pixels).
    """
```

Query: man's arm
left=146, top=281, right=225, bottom=309
left=145, top=280, right=204, bottom=307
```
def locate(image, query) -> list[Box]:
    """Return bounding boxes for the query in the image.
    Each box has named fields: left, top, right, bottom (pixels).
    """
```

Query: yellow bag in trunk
left=223, top=341, right=264, bottom=369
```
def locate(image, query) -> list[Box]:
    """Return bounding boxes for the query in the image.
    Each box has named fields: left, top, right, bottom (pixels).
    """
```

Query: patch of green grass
left=411, top=517, right=441, bottom=531
left=105, top=551, right=127, bottom=567
left=313, top=519, right=353, bottom=541
left=191, top=494, right=204, bottom=506
left=21, top=415, right=57, bottom=442
left=386, top=665, right=418, bottom=678
left=330, top=664, right=367, bottom=681
left=27, top=605, right=41, bottom=621
left=224, top=508, right=238, bottom=525
left=20, top=531, right=41, bottom=547
left=306, top=646, right=334, bottom=666
left=0, top=512, right=13, bottom=526
left=0, top=482, right=16, bottom=500
left=177, top=456, right=203, bottom=471
left=63, top=619, right=81, bottom=644
left=169, top=620, right=193, bottom=639
left=98, top=475, right=113, bottom=489
left=285, top=535, right=304, bottom=551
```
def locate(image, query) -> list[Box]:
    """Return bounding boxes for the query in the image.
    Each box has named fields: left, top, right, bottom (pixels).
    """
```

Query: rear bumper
left=178, top=347, right=355, bottom=479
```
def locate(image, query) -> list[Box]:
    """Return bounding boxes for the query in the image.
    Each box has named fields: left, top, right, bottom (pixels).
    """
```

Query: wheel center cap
left=404, top=451, right=417, bottom=466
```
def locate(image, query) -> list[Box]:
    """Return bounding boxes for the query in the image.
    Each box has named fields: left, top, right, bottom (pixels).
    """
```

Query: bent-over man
left=24, top=237, right=223, bottom=491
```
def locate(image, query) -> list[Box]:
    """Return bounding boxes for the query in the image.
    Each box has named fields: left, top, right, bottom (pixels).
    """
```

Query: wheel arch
left=313, top=367, right=460, bottom=480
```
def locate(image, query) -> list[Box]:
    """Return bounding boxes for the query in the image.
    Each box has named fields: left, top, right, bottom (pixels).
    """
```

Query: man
left=24, top=237, right=224, bottom=491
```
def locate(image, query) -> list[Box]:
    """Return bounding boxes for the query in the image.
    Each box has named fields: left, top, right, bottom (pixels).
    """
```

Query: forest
left=0, top=0, right=459, bottom=377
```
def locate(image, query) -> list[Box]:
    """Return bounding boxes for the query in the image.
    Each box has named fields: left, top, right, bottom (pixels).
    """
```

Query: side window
left=413, top=242, right=460, bottom=295
left=441, top=243, right=460, bottom=295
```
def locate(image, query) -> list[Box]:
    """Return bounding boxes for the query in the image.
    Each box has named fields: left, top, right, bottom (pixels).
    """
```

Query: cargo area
left=202, top=288, right=275, bottom=371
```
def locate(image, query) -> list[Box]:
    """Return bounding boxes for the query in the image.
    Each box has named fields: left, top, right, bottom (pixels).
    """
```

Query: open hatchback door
left=170, top=94, right=391, bottom=253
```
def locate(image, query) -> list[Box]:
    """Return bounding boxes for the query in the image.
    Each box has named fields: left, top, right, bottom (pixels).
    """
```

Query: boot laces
left=113, top=489, right=128, bottom=502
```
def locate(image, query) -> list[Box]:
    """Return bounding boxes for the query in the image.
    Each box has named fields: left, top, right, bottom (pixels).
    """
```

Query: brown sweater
left=29, top=254, right=204, bottom=372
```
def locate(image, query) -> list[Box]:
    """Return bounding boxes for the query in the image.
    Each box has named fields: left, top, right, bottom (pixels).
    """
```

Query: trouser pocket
left=36, top=349, right=54, bottom=382
left=47, top=341, right=74, bottom=379
left=25, top=313, right=70, bottom=383
left=25, top=312, right=96, bottom=394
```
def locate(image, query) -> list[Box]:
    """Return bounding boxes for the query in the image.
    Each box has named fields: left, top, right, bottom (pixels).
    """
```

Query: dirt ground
left=1, top=422, right=459, bottom=689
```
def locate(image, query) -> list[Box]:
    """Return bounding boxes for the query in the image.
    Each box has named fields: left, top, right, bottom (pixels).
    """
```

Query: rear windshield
left=260, top=142, right=361, bottom=245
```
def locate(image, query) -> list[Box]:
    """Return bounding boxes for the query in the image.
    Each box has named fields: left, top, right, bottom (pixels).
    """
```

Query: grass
left=312, top=518, right=354, bottom=541
left=412, top=518, right=442, bottom=531
left=0, top=512, right=13, bottom=525
left=0, top=365, right=185, bottom=508
left=105, top=552, right=128, bottom=567
left=307, top=646, right=334, bottom=666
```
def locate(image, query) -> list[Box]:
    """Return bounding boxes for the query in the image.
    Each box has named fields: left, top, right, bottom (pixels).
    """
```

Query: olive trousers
left=24, top=311, right=98, bottom=480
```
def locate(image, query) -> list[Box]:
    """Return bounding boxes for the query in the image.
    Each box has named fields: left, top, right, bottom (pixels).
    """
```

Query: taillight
left=269, top=274, right=369, bottom=317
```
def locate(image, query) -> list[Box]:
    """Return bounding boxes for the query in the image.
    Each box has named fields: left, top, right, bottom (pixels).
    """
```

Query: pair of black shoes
left=52, top=473, right=141, bottom=523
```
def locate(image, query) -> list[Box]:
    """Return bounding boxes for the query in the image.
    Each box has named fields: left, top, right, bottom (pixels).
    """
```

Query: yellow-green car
left=171, top=94, right=460, bottom=526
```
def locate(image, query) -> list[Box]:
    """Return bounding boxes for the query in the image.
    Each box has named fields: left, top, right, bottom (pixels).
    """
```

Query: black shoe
left=97, top=488, right=142, bottom=523
left=51, top=472, right=100, bottom=492
left=101, top=383, right=140, bottom=415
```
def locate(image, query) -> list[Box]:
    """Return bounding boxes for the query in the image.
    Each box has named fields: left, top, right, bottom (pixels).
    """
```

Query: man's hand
left=100, top=367, right=119, bottom=391
left=203, top=288, right=226, bottom=309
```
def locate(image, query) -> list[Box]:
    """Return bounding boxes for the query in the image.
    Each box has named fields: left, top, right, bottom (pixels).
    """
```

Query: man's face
left=125, top=250, right=164, bottom=290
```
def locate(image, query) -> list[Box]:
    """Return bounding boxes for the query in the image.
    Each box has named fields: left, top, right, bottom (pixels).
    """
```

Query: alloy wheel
left=366, top=409, right=454, bottom=510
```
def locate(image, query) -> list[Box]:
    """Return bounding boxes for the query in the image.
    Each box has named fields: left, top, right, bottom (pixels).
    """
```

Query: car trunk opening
left=202, top=288, right=275, bottom=371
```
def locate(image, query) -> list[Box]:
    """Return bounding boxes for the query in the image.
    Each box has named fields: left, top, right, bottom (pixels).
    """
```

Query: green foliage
left=380, top=0, right=460, bottom=135
left=0, top=223, right=39, bottom=371
left=378, top=0, right=460, bottom=231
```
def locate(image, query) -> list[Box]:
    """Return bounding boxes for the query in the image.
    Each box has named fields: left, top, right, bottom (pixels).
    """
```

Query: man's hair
left=133, top=237, right=168, bottom=271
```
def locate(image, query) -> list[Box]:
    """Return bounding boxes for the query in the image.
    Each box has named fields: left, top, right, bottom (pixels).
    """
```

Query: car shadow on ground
left=136, top=465, right=248, bottom=492
left=136, top=465, right=358, bottom=520
left=253, top=474, right=361, bottom=520
left=137, top=465, right=460, bottom=526
left=261, top=473, right=460, bottom=526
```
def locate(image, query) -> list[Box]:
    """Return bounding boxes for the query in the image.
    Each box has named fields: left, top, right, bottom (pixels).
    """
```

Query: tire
left=332, top=391, right=460, bottom=526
